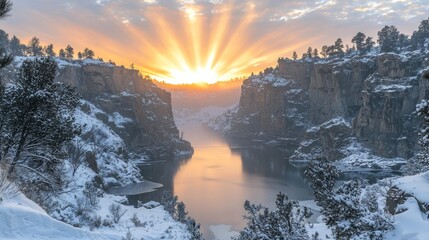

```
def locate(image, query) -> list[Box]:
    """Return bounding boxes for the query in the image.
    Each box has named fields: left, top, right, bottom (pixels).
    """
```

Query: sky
left=1, top=0, right=429, bottom=84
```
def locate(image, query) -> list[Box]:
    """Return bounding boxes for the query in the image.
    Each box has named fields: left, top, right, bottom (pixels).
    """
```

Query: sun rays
left=115, top=1, right=309, bottom=84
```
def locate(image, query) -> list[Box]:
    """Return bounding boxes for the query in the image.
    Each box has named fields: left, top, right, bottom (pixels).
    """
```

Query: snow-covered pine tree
left=352, top=32, right=366, bottom=53
left=0, top=0, right=12, bottom=164
left=176, top=201, right=188, bottom=223
left=0, top=0, right=12, bottom=68
left=235, top=192, right=311, bottom=240
left=305, top=158, right=392, bottom=239
left=411, top=17, right=429, bottom=50
left=304, top=156, right=339, bottom=204
left=378, top=25, right=400, bottom=53
left=1, top=58, right=81, bottom=194
left=186, top=217, right=204, bottom=240
left=160, top=191, right=204, bottom=239
left=364, top=36, right=375, bottom=53
left=161, top=191, right=178, bottom=216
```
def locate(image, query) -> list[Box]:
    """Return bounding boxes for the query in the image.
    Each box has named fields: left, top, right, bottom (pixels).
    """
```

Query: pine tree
left=0, top=29, right=9, bottom=51
left=313, top=48, right=319, bottom=59
left=0, top=0, right=12, bottom=68
left=378, top=25, right=400, bottom=53
left=292, top=51, right=298, bottom=60
left=0, top=0, right=11, bottom=17
left=83, top=48, right=95, bottom=59
left=305, top=157, right=392, bottom=239
left=304, top=156, right=338, bottom=204
left=65, top=44, right=74, bottom=59
left=176, top=202, right=188, bottom=223
left=161, top=191, right=178, bottom=216
left=1, top=58, right=81, bottom=180
left=0, top=0, right=12, bottom=164
left=235, top=192, right=311, bottom=240
left=411, top=17, right=429, bottom=49
left=59, top=49, right=66, bottom=59
left=44, top=44, right=55, bottom=57
left=77, top=52, right=83, bottom=60
left=307, top=47, right=313, bottom=59
left=160, top=191, right=204, bottom=239
left=364, top=36, right=375, bottom=53
left=9, top=35, right=25, bottom=56
left=334, top=38, right=344, bottom=56
left=321, top=45, right=328, bottom=58
left=398, top=34, right=409, bottom=51
left=26, top=37, right=43, bottom=56
left=352, top=32, right=366, bottom=53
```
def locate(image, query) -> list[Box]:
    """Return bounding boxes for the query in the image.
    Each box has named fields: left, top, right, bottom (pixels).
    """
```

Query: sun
left=105, top=1, right=303, bottom=85
left=169, top=67, right=218, bottom=85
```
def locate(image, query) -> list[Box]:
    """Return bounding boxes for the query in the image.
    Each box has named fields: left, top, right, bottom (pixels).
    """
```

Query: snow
left=81, top=58, right=114, bottom=67
left=385, top=198, right=429, bottom=240
left=12, top=56, right=117, bottom=71
left=306, top=222, right=332, bottom=240
left=0, top=191, right=191, bottom=240
left=108, top=112, right=133, bottom=128
left=374, top=84, right=412, bottom=93
left=394, top=172, right=429, bottom=203
left=55, top=58, right=82, bottom=69
left=0, top=194, right=112, bottom=240
left=248, top=73, right=293, bottom=88
left=307, top=117, right=350, bottom=133
left=299, top=200, right=321, bottom=212
left=338, top=139, right=406, bottom=171
left=120, top=91, right=138, bottom=97
left=74, top=101, right=124, bottom=151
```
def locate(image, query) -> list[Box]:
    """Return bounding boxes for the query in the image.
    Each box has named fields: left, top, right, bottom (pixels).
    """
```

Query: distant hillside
left=155, top=78, right=243, bottom=110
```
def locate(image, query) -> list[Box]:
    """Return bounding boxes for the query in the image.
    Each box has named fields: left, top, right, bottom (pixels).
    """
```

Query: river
left=128, top=124, right=313, bottom=239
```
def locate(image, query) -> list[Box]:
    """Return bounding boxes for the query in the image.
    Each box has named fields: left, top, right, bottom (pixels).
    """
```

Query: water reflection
left=130, top=124, right=313, bottom=239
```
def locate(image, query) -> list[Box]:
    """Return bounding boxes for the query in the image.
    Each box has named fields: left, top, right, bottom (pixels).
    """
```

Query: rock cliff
left=213, top=52, right=429, bottom=161
left=55, top=59, right=193, bottom=160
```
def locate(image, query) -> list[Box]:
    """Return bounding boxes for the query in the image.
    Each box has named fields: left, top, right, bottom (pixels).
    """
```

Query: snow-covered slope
left=1, top=57, right=195, bottom=239
left=0, top=194, right=111, bottom=240
left=0, top=192, right=191, bottom=240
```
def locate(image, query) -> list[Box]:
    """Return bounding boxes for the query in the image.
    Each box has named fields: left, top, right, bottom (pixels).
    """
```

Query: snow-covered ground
left=0, top=191, right=190, bottom=240
left=337, top=140, right=407, bottom=172
left=0, top=193, right=111, bottom=240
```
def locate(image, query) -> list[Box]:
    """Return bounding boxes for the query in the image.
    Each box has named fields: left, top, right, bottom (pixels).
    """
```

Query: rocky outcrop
left=216, top=52, right=429, bottom=160
left=291, top=118, right=353, bottom=160
left=354, top=54, right=422, bottom=158
left=55, top=60, right=192, bottom=160
left=213, top=73, right=309, bottom=147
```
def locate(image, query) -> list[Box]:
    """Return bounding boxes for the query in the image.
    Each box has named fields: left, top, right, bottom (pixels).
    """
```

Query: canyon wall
left=214, top=52, right=429, bottom=160
left=56, top=60, right=193, bottom=160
